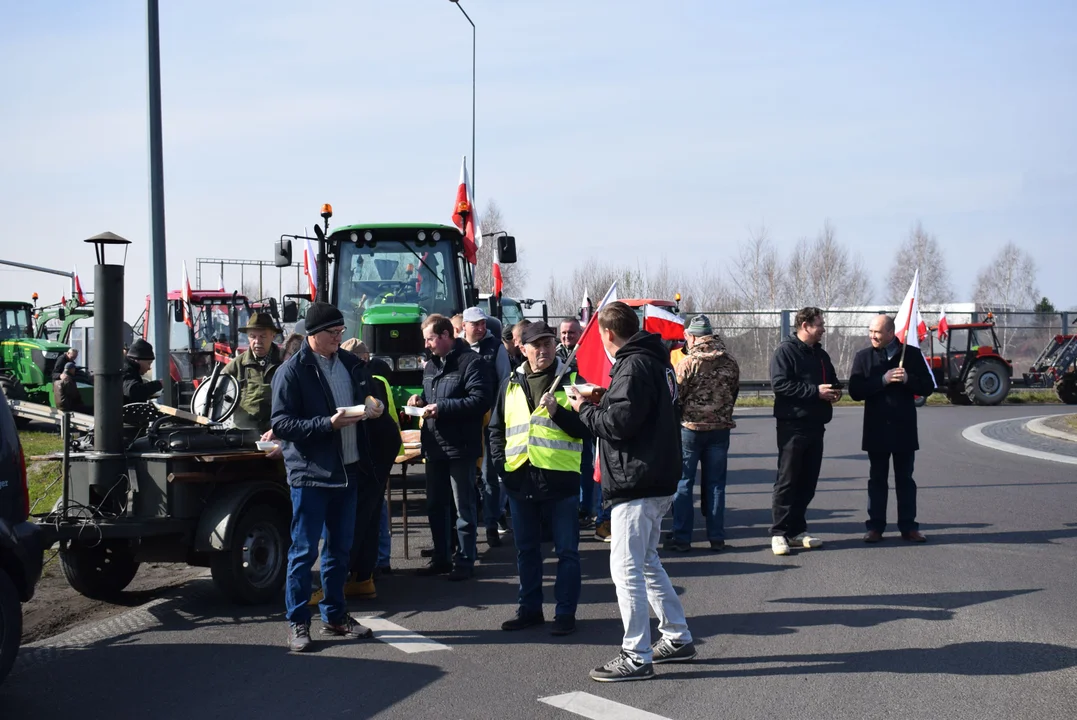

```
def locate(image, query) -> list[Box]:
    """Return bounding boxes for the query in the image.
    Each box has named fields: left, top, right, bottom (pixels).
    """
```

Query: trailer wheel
left=1057, top=373, right=1077, bottom=405
left=965, top=359, right=1010, bottom=406
left=0, top=570, right=22, bottom=686
left=210, top=504, right=289, bottom=605
left=59, top=540, right=140, bottom=600
left=0, top=376, right=31, bottom=430
left=913, top=395, right=927, bottom=408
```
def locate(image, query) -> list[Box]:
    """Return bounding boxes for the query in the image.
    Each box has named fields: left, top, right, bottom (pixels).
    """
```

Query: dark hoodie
left=770, top=334, right=838, bottom=426
left=579, top=331, right=681, bottom=506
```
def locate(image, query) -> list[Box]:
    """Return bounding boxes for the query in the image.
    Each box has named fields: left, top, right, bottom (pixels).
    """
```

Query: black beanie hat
left=305, top=302, right=345, bottom=335
left=127, top=338, right=155, bottom=361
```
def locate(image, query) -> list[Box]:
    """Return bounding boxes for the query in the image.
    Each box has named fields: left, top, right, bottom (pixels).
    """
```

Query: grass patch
left=1066, top=415, right=1077, bottom=433
left=19, top=430, right=64, bottom=515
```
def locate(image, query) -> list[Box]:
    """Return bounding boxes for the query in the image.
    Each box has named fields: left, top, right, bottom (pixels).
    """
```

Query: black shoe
left=486, top=528, right=503, bottom=547
left=420, top=547, right=435, bottom=558
left=320, top=615, right=374, bottom=639
left=416, top=559, right=452, bottom=576
left=288, top=622, right=312, bottom=652
left=550, top=614, right=576, bottom=636
left=709, top=540, right=725, bottom=551
left=447, top=565, right=473, bottom=582
left=663, top=538, right=691, bottom=553
left=372, top=565, right=393, bottom=580
left=501, top=609, right=545, bottom=631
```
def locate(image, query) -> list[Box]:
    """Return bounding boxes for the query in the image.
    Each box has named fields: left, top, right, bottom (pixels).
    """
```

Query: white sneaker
left=789, top=532, right=822, bottom=549
left=771, top=536, right=790, bottom=556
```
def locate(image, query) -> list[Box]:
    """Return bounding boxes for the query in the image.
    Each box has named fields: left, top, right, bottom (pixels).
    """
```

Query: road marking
left=352, top=616, right=451, bottom=654
left=963, top=416, right=1077, bottom=466
left=1025, top=414, right=1077, bottom=443
left=539, top=692, right=674, bottom=720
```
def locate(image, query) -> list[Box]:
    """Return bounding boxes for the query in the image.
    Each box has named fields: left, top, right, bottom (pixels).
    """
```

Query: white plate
left=336, top=405, right=366, bottom=417
left=256, top=441, right=279, bottom=452
left=569, top=383, right=600, bottom=395
left=403, top=405, right=426, bottom=417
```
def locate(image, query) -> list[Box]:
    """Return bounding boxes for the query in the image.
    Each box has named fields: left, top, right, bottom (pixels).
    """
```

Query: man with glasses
left=272, top=302, right=385, bottom=652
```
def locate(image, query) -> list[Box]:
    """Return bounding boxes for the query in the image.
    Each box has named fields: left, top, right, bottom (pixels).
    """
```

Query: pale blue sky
left=2, top=0, right=1075, bottom=319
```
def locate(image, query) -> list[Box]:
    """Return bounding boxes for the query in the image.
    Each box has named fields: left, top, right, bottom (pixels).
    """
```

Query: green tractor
left=32, top=297, right=95, bottom=348
left=0, top=301, right=85, bottom=419
left=276, top=207, right=517, bottom=422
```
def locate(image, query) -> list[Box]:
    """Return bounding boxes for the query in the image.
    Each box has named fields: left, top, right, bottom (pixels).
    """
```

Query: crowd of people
left=108, top=299, right=932, bottom=681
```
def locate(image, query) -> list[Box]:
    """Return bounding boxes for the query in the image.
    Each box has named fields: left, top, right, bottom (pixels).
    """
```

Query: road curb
left=962, top=415, right=1077, bottom=466
left=1026, top=414, right=1077, bottom=443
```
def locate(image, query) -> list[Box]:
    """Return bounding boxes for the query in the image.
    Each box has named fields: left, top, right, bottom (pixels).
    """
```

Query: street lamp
left=449, top=0, right=476, bottom=199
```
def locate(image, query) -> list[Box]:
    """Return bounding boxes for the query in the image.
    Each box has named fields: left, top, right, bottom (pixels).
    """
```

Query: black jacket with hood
left=579, top=332, right=681, bottom=506
left=419, top=338, right=492, bottom=461
left=769, top=334, right=839, bottom=426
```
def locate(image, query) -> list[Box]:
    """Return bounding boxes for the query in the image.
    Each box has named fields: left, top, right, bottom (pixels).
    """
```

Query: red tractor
left=923, top=316, right=1013, bottom=406
left=1021, top=319, right=1077, bottom=405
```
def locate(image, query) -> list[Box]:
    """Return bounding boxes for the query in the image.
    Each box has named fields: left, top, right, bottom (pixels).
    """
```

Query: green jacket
left=222, top=344, right=283, bottom=433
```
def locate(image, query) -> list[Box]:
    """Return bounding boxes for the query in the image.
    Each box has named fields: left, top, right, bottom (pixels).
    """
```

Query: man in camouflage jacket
left=666, top=314, right=740, bottom=552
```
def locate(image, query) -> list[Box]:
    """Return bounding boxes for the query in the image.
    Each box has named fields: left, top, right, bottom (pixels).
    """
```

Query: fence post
left=780, top=309, right=791, bottom=340
left=971, top=310, right=980, bottom=323
left=1064, top=312, right=1071, bottom=335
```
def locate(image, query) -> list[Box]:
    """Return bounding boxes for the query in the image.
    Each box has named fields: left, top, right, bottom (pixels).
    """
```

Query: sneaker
left=416, top=559, right=452, bottom=576
left=447, top=565, right=473, bottom=582
left=288, top=622, right=312, bottom=652
left=789, top=532, right=822, bottom=549
left=501, top=609, right=545, bottom=631
left=589, top=651, right=654, bottom=682
left=344, top=575, right=376, bottom=600
left=498, top=515, right=512, bottom=535
left=594, top=520, right=612, bottom=542
left=486, top=528, right=503, bottom=547
left=550, top=614, right=576, bottom=636
left=320, top=615, right=374, bottom=639
left=651, top=636, right=697, bottom=664
left=420, top=547, right=436, bottom=558
left=372, top=565, right=392, bottom=579
left=663, top=538, right=691, bottom=553
left=307, top=586, right=324, bottom=606
left=771, top=536, right=790, bottom=556
left=709, top=540, right=725, bottom=552
left=578, top=516, right=595, bottom=530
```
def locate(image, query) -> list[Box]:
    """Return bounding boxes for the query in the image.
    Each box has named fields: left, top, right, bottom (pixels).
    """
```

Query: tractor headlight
left=43, top=351, right=61, bottom=360
left=396, top=355, right=424, bottom=371
left=371, top=355, right=394, bottom=371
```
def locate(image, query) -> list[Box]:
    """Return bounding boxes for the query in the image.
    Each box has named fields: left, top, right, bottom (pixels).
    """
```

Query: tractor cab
left=0, top=301, right=77, bottom=411
left=924, top=317, right=1012, bottom=405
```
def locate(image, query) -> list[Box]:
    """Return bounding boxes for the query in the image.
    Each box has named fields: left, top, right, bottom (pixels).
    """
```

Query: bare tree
left=726, top=226, right=784, bottom=379
left=972, top=241, right=1040, bottom=352
left=476, top=199, right=528, bottom=297
left=886, top=221, right=954, bottom=305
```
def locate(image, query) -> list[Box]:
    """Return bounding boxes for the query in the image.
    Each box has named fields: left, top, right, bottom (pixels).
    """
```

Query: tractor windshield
left=336, top=239, right=462, bottom=334
left=170, top=302, right=250, bottom=351
left=0, top=305, right=33, bottom=340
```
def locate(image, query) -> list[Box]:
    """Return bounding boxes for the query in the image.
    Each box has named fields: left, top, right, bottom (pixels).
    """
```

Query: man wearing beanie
left=271, top=301, right=386, bottom=652
left=667, top=315, right=740, bottom=553
left=122, top=338, right=164, bottom=404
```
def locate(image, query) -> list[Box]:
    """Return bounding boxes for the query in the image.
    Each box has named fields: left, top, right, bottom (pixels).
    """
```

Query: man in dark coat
left=848, top=314, right=935, bottom=543
left=54, top=362, right=89, bottom=414
left=122, top=339, right=164, bottom=404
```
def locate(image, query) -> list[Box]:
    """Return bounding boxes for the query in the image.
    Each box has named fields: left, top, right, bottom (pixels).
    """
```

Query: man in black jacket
left=849, top=314, right=935, bottom=543
left=769, top=306, right=840, bottom=556
left=122, top=339, right=163, bottom=404
left=572, top=302, right=695, bottom=682
left=489, top=321, right=586, bottom=636
left=407, top=314, right=492, bottom=581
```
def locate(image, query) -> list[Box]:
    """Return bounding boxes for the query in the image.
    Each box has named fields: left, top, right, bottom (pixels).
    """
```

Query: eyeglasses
left=322, top=327, right=347, bottom=338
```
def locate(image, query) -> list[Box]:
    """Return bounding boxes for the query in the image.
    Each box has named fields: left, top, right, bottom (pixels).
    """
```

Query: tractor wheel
left=913, top=395, right=927, bottom=408
left=1057, top=373, right=1077, bottom=405
left=59, top=540, right=140, bottom=601
left=0, top=375, right=31, bottom=430
left=210, top=504, right=290, bottom=605
left=965, top=359, right=1011, bottom=406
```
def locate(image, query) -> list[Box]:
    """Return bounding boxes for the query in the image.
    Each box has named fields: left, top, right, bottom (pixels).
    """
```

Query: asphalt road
left=4, top=405, right=1076, bottom=720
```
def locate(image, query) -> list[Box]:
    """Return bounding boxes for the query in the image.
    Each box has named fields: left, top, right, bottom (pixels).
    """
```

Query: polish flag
left=937, top=308, right=950, bottom=341
left=894, top=268, right=936, bottom=387
left=580, top=288, right=593, bottom=323
left=217, top=265, right=226, bottom=293
left=643, top=304, right=685, bottom=341
left=492, top=238, right=503, bottom=297
left=451, top=156, right=481, bottom=265
left=181, top=261, right=194, bottom=328
left=61, top=285, right=67, bottom=305
left=574, top=281, right=618, bottom=487
left=303, top=237, right=319, bottom=301
left=72, top=267, right=87, bottom=305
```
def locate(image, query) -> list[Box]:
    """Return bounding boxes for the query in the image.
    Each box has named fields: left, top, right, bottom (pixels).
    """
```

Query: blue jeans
left=508, top=492, right=581, bottom=617
left=285, top=468, right=359, bottom=625
left=578, top=437, right=599, bottom=518
left=481, top=426, right=506, bottom=531
left=377, top=499, right=391, bottom=567
left=672, top=428, right=730, bottom=543
left=426, top=458, right=478, bottom=567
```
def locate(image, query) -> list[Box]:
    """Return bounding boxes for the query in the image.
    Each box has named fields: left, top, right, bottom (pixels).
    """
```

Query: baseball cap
left=520, top=321, right=557, bottom=345
left=462, top=307, right=488, bottom=323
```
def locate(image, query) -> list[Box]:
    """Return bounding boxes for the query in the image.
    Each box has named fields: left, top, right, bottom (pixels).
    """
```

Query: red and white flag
left=303, top=237, right=318, bottom=301
left=643, top=304, right=685, bottom=341
left=894, top=268, right=936, bottom=387
left=181, top=261, right=194, bottom=328
left=451, top=156, right=481, bottom=265
left=580, top=288, right=593, bottom=323
left=217, top=265, right=226, bottom=293
left=575, top=281, right=620, bottom=391
left=72, top=267, right=87, bottom=305
left=492, top=239, right=503, bottom=297
left=61, top=285, right=67, bottom=305
left=937, top=308, right=950, bottom=341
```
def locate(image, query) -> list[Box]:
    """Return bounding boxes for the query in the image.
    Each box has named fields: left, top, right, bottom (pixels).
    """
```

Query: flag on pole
left=642, top=304, right=685, bottom=341
left=217, top=265, right=226, bottom=292
left=893, top=268, right=936, bottom=387
left=575, top=282, right=620, bottom=391
left=937, top=308, right=950, bottom=341
left=72, top=267, right=87, bottom=305
left=580, top=288, right=593, bottom=323
left=451, top=156, right=481, bottom=265
left=303, top=237, right=318, bottom=301
left=181, top=261, right=194, bottom=328
left=492, top=242, right=503, bottom=297
left=61, top=284, right=67, bottom=305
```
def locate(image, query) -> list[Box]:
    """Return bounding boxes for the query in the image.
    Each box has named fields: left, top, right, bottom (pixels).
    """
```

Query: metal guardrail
left=8, top=400, right=94, bottom=431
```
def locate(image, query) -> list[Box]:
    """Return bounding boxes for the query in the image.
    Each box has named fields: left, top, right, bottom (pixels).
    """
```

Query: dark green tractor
left=0, top=301, right=89, bottom=420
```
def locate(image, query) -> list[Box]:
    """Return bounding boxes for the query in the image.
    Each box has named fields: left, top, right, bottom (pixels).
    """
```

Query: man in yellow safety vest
left=489, top=321, right=588, bottom=637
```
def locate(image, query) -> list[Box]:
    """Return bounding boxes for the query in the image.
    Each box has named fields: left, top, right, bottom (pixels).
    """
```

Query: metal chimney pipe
left=93, top=263, right=125, bottom=455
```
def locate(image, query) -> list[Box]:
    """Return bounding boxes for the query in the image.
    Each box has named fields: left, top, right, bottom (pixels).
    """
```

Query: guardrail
left=8, top=400, right=94, bottom=432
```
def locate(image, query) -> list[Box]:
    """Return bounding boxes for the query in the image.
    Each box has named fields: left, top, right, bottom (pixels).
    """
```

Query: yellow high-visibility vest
left=373, top=374, right=404, bottom=457
left=504, top=373, right=582, bottom=473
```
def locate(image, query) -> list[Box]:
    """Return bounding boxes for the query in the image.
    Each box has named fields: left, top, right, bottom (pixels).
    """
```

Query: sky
left=2, top=0, right=1075, bottom=322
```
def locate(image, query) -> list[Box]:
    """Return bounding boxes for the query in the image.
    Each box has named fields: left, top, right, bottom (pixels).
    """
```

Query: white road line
left=539, top=692, right=674, bottom=720
left=352, top=616, right=451, bottom=654
left=1026, top=414, right=1077, bottom=443
left=962, top=415, right=1077, bottom=466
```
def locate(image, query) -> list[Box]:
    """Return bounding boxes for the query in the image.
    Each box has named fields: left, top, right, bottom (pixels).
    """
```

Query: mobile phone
left=830, top=381, right=844, bottom=390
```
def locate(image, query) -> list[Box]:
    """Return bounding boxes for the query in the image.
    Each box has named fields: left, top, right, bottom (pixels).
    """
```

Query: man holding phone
left=769, top=306, right=840, bottom=556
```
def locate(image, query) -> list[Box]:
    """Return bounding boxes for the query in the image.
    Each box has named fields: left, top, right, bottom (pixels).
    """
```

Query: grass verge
left=19, top=430, right=64, bottom=515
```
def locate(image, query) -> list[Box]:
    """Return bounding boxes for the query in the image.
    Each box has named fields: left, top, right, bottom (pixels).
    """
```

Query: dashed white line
left=353, top=616, right=452, bottom=654
left=539, top=692, right=674, bottom=720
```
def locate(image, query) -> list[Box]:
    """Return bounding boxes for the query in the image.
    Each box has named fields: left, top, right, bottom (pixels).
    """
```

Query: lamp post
left=147, top=0, right=171, bottom=401
left=449, top=0, right=476, bottom=200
